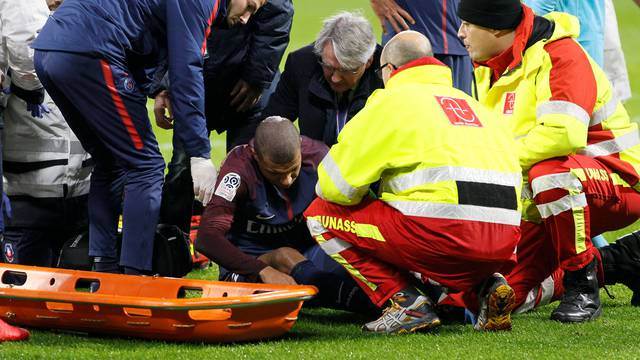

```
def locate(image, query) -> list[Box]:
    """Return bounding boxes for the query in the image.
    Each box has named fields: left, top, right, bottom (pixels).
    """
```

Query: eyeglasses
left=318, top=60, right=360, bottom=76
left=375, top=63, right=397, bottom=79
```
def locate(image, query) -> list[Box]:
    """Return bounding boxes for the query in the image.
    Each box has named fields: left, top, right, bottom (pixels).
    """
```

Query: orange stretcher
left=0, top=264, right=317, bottom=342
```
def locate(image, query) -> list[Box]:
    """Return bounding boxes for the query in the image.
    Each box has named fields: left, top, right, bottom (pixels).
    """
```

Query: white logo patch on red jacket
left=503, top=92, right=516, bottom=115
left=435, top=96, right=483, bottom=127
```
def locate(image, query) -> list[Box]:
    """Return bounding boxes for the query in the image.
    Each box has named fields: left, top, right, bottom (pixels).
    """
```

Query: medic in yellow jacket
left=457, top=0, right=640, bottom=324
left=305, top=32, right=522, bottom=333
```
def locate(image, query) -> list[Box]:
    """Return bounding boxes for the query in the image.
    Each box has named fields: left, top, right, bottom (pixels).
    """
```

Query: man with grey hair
left=264, top=11, right=383, bottom=146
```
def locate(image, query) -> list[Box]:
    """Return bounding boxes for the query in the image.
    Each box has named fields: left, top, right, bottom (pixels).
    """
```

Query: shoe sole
left=394, top=317, right=442, bottom=335
left=550, top=304, right=602, bottom=323
left=362, top=314, right=442, bottom=335
left=481, top=283, right=516, bottom=331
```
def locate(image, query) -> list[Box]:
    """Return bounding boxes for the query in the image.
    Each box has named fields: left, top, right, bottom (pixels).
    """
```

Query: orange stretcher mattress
left=0, top=264, right=317, bottom=342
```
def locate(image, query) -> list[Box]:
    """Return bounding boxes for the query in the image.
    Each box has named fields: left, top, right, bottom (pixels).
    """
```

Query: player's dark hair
left=254, top=116, right=301, bottom=164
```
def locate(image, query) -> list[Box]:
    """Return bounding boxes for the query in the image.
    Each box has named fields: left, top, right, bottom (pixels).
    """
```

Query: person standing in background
left=369, top=0, right=473, bottom=94
left=31, top=0, right=267, bottom=275
left=0, top=0, right=92, bottom=268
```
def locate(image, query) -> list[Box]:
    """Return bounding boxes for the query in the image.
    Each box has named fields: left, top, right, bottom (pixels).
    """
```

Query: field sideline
left=3, top=1, right=640, bottom=358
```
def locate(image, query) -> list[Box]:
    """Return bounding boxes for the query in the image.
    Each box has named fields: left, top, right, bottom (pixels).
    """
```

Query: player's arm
left=195, top=168, right=269, bottom=281
left=240, top=0, right=293, bottom=89
left=165, top=0, right=216, bottom=158
left=231, top=0, right=293, bottom=112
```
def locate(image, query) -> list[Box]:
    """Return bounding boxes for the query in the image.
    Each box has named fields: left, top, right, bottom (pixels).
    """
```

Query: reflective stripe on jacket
left=316, top=58, right=522, bottom=226
left=3, top=91, right=92, bottom=198
left=474, top=13, right=640, bottom=221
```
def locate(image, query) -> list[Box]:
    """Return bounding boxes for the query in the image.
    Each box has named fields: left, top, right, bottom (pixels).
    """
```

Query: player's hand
left=230, top=79, right=262, bottom=112
left=154, top=90, right=174, bottom=129
left=258, top=266, right=297, bottom=285
left=370, top=0, right=415, bottom=34
left=190, top=157, right=218, bottom=206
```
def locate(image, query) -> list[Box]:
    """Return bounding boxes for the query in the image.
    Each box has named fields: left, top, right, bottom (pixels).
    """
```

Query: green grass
left=3, top=2, right=640, bottom=358
left=2, top=281, right=639, bottom=359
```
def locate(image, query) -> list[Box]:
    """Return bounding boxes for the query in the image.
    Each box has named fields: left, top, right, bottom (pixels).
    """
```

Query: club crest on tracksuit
left=4, top=243, right=15, bottom=263
left=435, top=96, right=482, bottom=127
left=123, top=77, right=136, bottom=92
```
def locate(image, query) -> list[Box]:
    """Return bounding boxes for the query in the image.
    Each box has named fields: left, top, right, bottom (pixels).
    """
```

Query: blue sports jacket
left=32, top=0, right=223, bottom=158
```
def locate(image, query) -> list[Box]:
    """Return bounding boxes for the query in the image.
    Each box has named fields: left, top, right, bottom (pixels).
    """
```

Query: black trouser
left=1, top=195, right=88, bottom=267
left=0, top=110, right=4, bottom=237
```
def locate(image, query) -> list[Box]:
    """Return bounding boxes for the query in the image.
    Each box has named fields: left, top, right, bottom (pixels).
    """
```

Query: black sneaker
left=475, top=273, right=516, bottom=331
left=600, top=231, right=640, bottom=306
left=550, top=258, right=601, bottom=323
left=362, top=288, right=441, bottom=334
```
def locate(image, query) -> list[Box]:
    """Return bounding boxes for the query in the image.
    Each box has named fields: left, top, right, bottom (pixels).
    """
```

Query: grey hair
left=313, top=11, right=377, bottom=70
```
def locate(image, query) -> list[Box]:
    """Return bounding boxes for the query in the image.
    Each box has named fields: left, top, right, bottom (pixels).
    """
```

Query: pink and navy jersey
left=197, top=136, right=329, bottom=277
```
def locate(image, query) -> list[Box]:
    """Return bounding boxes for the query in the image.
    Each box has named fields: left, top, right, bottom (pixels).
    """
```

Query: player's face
left=227, top=0, right=266, bottom=27
left=319, top=42, right=370, bottom=94
left=457, top=21, right=502, bottom=62
left=257, top=152, right=302, bottom=190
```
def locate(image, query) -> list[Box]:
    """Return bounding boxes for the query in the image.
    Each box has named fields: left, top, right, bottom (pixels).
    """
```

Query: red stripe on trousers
left=99, top=60, right=144, bottom=150
left=201, top=0, right=221, bottom=55
left=441, top=0, right=448, bottom=54
left=545, top=38, right=597, bottom=114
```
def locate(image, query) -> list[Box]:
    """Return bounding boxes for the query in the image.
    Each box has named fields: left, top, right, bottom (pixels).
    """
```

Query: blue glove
left=27, top=102, right=50, bottom=118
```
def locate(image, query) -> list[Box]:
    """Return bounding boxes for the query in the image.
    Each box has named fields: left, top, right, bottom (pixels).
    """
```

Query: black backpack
left=57, top=224, right=193, bottom=278
left=152, top=224, right=193, bottom=278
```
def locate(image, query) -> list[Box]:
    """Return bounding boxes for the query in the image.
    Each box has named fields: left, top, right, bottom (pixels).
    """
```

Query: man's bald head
left=254, top=116, right=301, bottom=164
left=381, top=30, right=433, bottom=68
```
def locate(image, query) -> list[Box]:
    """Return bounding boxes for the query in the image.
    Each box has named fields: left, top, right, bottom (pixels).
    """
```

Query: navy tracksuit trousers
left=34, top=50, right=164, bottom=271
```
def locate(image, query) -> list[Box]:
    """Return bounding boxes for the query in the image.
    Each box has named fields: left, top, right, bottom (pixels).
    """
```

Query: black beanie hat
left=457, top=0, right=523, bottom=30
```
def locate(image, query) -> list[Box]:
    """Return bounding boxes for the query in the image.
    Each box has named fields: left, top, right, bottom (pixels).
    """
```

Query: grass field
left=3, top=1, right=640, bottom=359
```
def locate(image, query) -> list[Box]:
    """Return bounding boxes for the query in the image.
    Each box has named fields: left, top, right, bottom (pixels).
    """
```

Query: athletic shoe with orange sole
left=362, top=288, right=441, bottom=334
left=474, top=273, right=516, bottom=331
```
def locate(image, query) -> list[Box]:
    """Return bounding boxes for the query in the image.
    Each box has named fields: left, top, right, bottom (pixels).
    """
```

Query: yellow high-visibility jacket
left=316, top=59, right=522, bottom=227
left=475, top=13, right=640, bottom=220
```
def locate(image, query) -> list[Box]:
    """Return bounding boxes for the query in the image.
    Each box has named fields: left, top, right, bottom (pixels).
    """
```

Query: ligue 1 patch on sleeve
left=215, top=172, right=241, bottom=201
left=435, top=96, right=483, bottom=127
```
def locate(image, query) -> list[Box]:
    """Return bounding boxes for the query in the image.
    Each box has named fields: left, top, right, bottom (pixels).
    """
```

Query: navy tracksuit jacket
left=32, top=0, right=222, bottom=271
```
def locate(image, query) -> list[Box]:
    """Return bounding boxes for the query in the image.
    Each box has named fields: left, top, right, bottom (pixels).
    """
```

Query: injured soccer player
left=195, top=117, right=378, bottom=315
